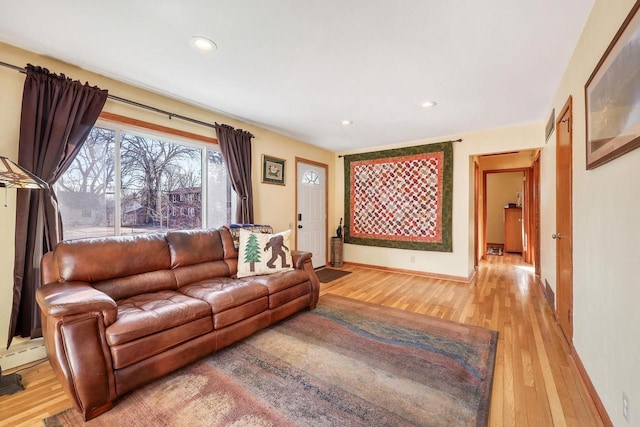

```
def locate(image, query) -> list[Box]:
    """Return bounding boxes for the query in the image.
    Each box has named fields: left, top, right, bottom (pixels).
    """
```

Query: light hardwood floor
left=0, top=254, right=603, bottom=426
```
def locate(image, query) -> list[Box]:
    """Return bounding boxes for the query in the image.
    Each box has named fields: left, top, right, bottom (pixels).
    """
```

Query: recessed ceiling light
left=341, top=120, right=353, bottom=126
left=420, top=101, right=437, bottom=109
left=190, top=36, right=217, bottom=52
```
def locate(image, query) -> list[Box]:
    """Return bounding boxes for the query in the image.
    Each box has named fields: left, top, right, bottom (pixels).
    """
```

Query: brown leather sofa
left=35, top=226, right=320, bottom=420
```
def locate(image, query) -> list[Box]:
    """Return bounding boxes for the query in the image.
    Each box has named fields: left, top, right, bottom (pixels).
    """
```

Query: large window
left=56, top=123, right=234, bottom=240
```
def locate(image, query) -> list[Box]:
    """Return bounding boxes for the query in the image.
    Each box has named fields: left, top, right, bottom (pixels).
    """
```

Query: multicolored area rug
left=45, top=294, right=497, bottom=427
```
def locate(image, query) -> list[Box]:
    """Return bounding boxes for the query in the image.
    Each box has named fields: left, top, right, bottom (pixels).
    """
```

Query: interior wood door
left=296, top=160, right=327, bottom=268
left=555, top=97, right=573, bottom=343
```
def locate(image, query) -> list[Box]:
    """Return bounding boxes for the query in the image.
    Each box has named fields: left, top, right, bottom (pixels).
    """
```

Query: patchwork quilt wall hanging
left=343, top=141, right=453, bottom=252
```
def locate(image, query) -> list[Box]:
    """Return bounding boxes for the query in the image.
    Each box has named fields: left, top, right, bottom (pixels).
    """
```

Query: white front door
left=296, top=161, right=327, bottom=268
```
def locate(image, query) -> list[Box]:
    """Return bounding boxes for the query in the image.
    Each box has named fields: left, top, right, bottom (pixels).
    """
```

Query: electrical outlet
left=410, top=255, right=415, bottom=263
left=623, top=391, right=630, bottom=424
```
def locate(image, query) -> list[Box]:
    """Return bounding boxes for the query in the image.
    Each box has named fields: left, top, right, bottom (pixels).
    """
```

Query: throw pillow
left=237, top=229, right=294, bottom=278
left=227, top=224, right=274, bottom=250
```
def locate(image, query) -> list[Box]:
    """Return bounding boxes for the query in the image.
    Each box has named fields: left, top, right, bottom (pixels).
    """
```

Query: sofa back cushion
left=167, top=228, right=238, bottom=287
left=166, top=229, right=225, bottom=267
left=93, top=270, right=177, bottom=301
left=53, top=233, right=174, bottom=299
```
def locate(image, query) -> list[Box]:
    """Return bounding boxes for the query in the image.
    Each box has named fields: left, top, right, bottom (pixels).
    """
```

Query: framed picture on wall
left=261, top=155, right=286, bottom=185
left=585, top=1, right=640, bottom=169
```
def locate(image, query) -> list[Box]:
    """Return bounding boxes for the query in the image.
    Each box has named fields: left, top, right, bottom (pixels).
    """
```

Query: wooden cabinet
left=504, top=207, right=523, bottom=253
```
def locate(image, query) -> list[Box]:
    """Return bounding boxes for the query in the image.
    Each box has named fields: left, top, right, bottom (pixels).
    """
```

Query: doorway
left=483, top=169, right=525, bottom=256
left=295, top=158, right=328, bottom=268
left=475, top=151, right=540, bottom=269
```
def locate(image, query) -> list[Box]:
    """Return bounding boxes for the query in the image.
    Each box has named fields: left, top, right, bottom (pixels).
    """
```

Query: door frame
left=482, top=168, right=528, bottom=258
left=295, top=157, right=329, bottom=266
left=474, top=161, right=480, bottom=267
left=532, top=153, right=541, bottom=275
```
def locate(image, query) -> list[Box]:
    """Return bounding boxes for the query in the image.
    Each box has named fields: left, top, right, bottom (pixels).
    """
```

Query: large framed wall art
left=585, top=0, right=640, bottom=169
left=343, top=141, right=453, bottom=252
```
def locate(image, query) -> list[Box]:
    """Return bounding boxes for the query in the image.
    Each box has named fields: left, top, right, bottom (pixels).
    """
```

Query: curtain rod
left=337, top=138, right=462, bottom=158
left=0, top=60, right=216, bottom=130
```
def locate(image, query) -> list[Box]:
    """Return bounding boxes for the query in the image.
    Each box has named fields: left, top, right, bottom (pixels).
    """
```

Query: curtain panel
left=214, top=123, right=255, bottom=224
left=8, top=65, right=107, bottom=348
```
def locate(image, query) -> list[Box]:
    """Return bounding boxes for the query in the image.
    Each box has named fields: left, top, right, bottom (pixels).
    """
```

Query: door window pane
left=302, top=170, right=320, bottom=185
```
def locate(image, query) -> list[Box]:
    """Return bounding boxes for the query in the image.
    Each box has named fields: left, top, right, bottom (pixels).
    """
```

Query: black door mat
left=316, top=268, right=352, bottom=283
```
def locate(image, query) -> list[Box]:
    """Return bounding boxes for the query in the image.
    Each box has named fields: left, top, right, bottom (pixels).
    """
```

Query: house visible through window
left=56, top=123, right=235, bottom=240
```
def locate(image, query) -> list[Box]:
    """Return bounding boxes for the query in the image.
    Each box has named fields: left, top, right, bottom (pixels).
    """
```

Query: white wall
left=335, top=122, right=545, bottom=279
left=541, top=0, right=640, bottom=424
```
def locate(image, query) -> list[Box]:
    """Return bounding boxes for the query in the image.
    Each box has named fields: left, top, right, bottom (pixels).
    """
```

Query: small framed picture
left=261, top=155, right=286, bottom=185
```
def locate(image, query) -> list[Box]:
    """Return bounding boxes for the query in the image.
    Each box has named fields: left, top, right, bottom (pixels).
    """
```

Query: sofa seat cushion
left=110, top=317, right=213, bottom=369
left=268, top=282, right=311, bottom=309
left=106, top=290, right=211, bottom=346
left=179, top=278, right=268, bottom=313
left=213, top=297, right=269, bottom=329
left=250, top=270, right=311, bottom=309
left=249, top=269, right=309, bottom=294
left=179, top=278, right=270, bottom=329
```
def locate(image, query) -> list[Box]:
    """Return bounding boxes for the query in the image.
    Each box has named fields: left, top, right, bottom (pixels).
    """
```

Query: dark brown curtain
left=214, top=123, right=255, bottom=223
left=8, top=65, right=108, bottom=348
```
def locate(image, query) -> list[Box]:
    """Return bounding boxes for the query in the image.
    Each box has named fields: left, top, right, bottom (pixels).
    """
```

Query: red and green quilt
left=343, top=141, right=452, bottom=252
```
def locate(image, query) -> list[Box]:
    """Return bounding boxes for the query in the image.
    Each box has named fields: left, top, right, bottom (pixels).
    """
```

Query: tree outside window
left=56, top=124, right=234, bottom=240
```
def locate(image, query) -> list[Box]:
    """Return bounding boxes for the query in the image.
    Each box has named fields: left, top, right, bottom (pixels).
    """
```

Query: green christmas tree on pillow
left=244, top=233, right=261, bottom=272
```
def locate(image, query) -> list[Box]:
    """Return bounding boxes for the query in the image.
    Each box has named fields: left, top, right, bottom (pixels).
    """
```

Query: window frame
left=113, top=123, right=210, bottom=234
left=57, top=113, right=232, bottom=239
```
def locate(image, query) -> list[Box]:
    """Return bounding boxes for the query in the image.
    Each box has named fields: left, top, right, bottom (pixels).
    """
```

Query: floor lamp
left=0, top=155, right=49, bottom=395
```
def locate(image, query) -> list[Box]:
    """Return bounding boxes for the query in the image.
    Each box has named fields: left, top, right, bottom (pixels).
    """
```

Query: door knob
left=298, top=225, right=303, bottom=229
left=552, top=233, right=562, bottom=239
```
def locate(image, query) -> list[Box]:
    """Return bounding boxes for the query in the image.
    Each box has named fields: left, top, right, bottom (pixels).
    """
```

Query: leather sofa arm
left=291, top=250, right=312, bottom=269
left=37, top=282, right=118, bottom=326
left=291, top=250, right=320, bottom=309
left=38, top=282, right=118, bottom=419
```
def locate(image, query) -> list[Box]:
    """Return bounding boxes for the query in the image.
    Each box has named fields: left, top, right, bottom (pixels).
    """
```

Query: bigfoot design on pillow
left=237, top=229, right=293, bottom=278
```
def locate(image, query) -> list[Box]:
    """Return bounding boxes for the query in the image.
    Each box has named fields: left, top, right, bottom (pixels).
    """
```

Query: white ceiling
left=0, top=1, right=593, bottom=152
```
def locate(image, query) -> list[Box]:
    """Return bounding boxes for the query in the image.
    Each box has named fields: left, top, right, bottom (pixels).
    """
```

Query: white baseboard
left=0, top=338, right=46, bottom=371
